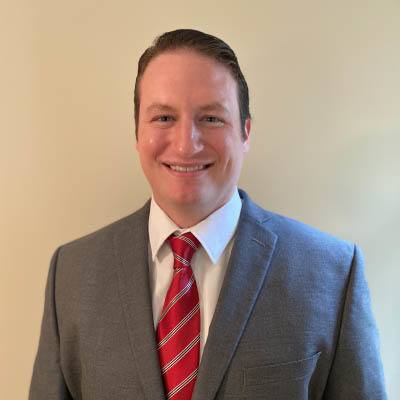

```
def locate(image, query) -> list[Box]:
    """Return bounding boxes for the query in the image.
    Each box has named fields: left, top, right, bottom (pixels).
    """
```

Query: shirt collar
left=148, top=188, right=242, bottom=264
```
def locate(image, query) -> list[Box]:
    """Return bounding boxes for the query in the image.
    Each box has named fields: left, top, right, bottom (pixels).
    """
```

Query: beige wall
left=1, top=0, right=399, bottom=398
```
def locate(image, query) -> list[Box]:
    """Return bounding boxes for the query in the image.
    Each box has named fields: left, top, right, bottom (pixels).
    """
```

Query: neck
left=163, top=204, right=214, bottom=228
left=154, top=195, right=236, bottom=228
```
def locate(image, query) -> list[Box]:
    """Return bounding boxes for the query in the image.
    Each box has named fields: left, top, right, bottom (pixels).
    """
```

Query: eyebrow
left=144, top=102, right=229, bottom=115
left=198, top=102, right=229, bottom=114
left=145, top=103, right=176, bottom=114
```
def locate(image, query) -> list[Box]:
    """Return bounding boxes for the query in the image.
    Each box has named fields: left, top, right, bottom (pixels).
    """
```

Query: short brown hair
left=134, top=29, right=251, bottom=139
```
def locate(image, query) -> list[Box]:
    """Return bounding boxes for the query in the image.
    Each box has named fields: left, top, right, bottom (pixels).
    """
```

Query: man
left=30, top=29, right=387, bottom=399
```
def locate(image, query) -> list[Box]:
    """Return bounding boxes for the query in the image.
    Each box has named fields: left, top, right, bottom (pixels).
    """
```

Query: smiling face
left=136, top=49, right=250, bottom=227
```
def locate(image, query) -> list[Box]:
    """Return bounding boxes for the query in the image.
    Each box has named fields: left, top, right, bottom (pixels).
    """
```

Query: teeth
left=169, top=165, right=206, bottom=172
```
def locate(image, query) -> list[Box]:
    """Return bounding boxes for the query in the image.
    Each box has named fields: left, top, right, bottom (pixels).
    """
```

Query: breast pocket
left=245, top=351, right=321, bottom=386
left=240, top=351, right=322, bottom=399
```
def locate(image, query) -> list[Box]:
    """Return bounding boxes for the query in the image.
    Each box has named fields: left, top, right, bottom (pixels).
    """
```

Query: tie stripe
left=157, top=303, right=200, bottom=349
left=157, top=232, right=200, bottom=400
left=158, top=275, right=195, bottom=323
left=179, top=235, right=198, bottom=249
left=166, top=368, right=198, bottom=400
left=162, top=334, right=200, bottom=374
left=174, top=253, right=191, bottom=266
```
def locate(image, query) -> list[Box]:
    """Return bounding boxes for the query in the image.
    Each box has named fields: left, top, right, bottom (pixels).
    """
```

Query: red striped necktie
left=156, top=232, right=201, bottom=400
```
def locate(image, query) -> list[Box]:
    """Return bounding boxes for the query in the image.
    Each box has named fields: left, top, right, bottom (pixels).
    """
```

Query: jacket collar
left=192, top=189, right=277, bottom=400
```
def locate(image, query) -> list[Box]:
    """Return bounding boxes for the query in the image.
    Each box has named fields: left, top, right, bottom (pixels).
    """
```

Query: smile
left=170, top=165, right=206, bottom=172
left=163, top=163, right=213, bottom=172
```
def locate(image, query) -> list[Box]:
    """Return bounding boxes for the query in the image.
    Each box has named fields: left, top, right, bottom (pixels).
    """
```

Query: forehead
left=139, top=50, right=238, bottom=110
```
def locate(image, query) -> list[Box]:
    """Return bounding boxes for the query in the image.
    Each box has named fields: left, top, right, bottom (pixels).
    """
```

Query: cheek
left=211, top=134, right=232, bottom=156
left=137, top=133, right=165, bottom=162
left=221, top=138, right=247, bottom=174
left=217, top=135, right=243, bottom=161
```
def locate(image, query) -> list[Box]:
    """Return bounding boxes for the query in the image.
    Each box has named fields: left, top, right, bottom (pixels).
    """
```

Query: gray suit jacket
left=30, top=190, right=387, bottom=399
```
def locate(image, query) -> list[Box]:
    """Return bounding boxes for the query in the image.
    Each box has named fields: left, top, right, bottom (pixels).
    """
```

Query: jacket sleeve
left=29, top=247, right=73, bottom=400
left=323, top=245, right=387, bottom=399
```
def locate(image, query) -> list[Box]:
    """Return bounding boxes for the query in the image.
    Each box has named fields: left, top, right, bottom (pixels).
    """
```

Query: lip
left=161, top=161, right=213, bottom=177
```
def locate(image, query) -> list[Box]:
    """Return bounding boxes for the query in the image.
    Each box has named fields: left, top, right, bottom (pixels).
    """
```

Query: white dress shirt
left=148, top=189, right=242, bottom=358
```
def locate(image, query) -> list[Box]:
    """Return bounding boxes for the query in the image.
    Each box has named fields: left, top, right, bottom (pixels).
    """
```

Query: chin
left=166, top=186, right=210, bottom=208
left=171, top=192, right=206, bottom=207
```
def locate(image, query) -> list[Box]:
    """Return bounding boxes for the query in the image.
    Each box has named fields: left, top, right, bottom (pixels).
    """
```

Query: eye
left=154, top=115, right=173, bottom=122
left=202, top=116, right=224, bottom=126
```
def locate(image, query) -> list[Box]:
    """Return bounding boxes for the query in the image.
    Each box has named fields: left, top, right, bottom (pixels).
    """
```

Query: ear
left=135, top=128, right=140, bottom=150
left=242, top=118, right=251, bottom=152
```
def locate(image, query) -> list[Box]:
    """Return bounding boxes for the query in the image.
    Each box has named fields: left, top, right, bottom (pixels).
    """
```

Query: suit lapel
left=192, top=194, right=277, bottom=400
left=113, top=202, right=165, bottom=400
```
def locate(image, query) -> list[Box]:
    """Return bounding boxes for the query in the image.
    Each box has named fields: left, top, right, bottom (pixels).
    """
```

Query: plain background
left=1, top=0, right=399, bottom=398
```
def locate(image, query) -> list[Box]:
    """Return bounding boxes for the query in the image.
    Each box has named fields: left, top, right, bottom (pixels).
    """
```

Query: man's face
left=136, top=49, right=250, bottom=224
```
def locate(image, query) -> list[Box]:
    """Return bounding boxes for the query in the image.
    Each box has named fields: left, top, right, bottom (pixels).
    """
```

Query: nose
left=173, top=119, right=203, bottom=156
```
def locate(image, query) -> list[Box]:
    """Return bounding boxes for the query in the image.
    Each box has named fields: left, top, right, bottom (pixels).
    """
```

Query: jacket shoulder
left=51, top=201, right=150, bottom=284
left=239, top=189, right=355, bottom=266
left=59, top=201, right=150, bottom=255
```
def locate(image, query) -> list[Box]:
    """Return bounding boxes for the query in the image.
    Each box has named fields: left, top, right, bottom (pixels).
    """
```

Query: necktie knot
left=169, top=232, right=200, bottom=270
